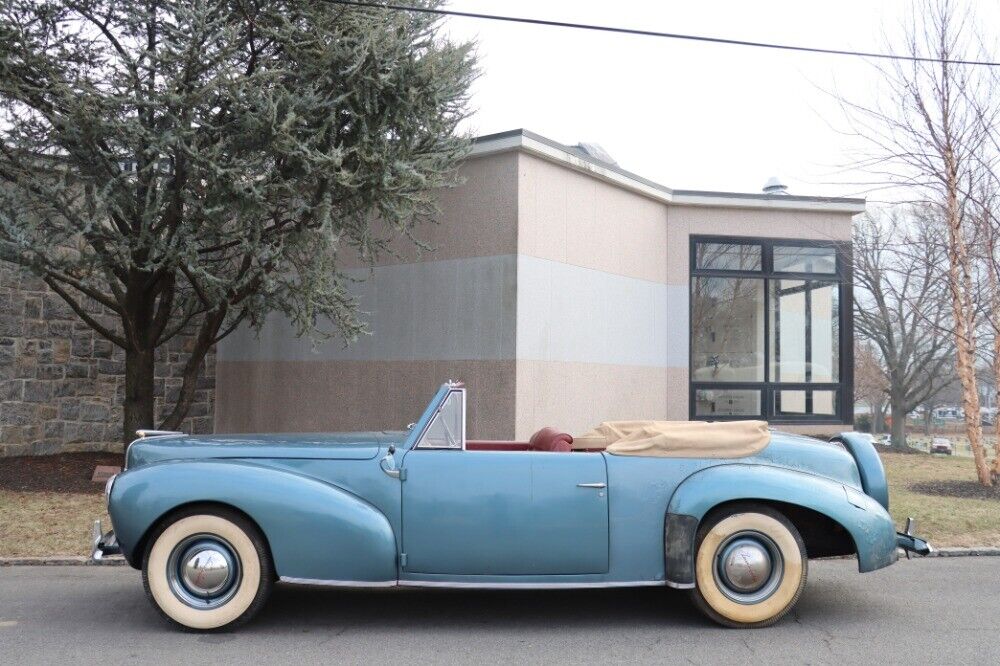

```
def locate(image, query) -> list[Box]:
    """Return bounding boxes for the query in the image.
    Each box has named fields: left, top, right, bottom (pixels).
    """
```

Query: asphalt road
left=0, top=558, right=996, bottom=665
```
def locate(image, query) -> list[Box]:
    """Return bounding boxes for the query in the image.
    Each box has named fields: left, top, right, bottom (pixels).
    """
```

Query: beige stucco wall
left=339, top=151, right=519, bottom=270
left=216, top=144, right=857, bottom=441
left=215, top=152, right=521, bottom=438
left=517, top=153, right=669, bottom=283
left=665, top=205, right=853, bottom=285
left=511, top=152, right=856, bottom=436
left=514, top=361, right=686, bottom=440
left=514, top=153, right=675, bottom=438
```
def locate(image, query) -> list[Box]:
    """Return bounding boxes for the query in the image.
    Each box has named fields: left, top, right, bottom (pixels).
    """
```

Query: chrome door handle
left=380, top=445, right=401, bottom=479
left=577, top=482, right=607, bottom=489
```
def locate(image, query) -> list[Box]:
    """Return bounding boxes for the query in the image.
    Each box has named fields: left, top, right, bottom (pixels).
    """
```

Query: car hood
left=126, top=431, right=408, bottom=469
left=755, top=430, right=864, bottom=489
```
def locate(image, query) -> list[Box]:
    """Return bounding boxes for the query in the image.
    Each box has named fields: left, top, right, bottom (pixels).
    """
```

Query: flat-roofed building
left=216, top=129, right=862, bottom=439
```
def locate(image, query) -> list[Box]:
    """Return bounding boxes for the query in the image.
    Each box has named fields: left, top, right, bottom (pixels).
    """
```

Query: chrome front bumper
left=90, top=519, right=121, bottom=561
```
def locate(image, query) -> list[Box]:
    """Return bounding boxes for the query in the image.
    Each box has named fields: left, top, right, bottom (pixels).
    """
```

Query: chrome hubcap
left=719, top=539, right=772, bottom=593
left=166, top=535, right=241, bottom=609
left=182, top=547, right=232, bottom=596
left=713, top=531, right=784, bottom=604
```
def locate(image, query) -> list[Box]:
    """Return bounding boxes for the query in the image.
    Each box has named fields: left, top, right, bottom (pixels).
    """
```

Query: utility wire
left=321, top=0, right=1000, bottom=67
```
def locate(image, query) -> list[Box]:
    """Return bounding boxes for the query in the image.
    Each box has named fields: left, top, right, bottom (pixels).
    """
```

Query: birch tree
left=841, top=0, right=995, bottom=484
left=968, top=179, right=1000, bottom=481
left=0, top=1, right=476, bottom=447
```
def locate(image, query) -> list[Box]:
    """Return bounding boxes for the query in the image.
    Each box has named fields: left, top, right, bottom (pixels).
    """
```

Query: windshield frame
left=413, top=387, right=467, bottom=450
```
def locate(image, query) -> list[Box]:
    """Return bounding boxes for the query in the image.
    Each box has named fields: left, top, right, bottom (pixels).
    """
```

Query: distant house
left=216, top=129, right=863, bottom=439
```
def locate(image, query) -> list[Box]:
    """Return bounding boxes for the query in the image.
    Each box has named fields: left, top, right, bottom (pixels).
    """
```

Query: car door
left=402, top=450, right=609, bottom=575
left=399, top=391, right=609, bottom=576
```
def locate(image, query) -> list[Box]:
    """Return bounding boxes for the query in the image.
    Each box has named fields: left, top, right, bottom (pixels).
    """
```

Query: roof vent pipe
left=762, top=176, right=789, bottom=195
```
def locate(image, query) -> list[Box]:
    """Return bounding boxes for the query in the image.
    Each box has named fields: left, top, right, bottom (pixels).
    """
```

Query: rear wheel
left=142, top=506, right=273, bottom=631
left=689, top=504, right=807, bottom=628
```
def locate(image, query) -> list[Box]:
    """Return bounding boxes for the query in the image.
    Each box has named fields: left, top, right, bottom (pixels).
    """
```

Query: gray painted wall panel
left=218, top=256, right=517, bottom=362
left=218, top=253, right=690, bottom=369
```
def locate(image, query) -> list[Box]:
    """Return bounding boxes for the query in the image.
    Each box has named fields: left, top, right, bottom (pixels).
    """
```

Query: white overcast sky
left=439, top=0, right=997, bottom=200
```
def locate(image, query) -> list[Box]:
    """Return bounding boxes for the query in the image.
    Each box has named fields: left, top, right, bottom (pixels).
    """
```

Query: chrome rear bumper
left=896, top=532, right=932, bottom=557
left=90, top=519, right=121, bottom=561
left=896, top=517, right=932, bottom=558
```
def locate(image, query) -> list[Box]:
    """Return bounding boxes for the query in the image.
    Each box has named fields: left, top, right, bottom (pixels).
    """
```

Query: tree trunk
left=158, top=309, right=225, bottom=432
left=994, top=390, right=1000, bottom=485
left=993, top=334, right=1000, bottom=484
left=989, top=240, right=1000, bottom=484
left=944, top=173, right=991, bottom=486
left=924, top=409, right=932, bottom=437
left=123, top=347, right=156, bottom=451
left=158, top=342, right=210, bottom=432
left=889, top=394, right=907, bottom=450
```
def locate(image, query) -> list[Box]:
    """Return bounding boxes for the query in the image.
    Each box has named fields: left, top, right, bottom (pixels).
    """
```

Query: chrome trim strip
left=397, top=580, right=668, bottom=590
left=279, top=577, right=397, bottom=588
left=279, top=577, right=670, bottom=590
left=664, top=580, right=696, bottom=590
left=135, top=429, right=184, bottom=439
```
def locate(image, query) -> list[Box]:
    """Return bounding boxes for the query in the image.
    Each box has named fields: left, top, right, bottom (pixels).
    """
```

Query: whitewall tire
left=142, top=507, right=274, bottom=631
left=689, top=504, right=807, bottom=628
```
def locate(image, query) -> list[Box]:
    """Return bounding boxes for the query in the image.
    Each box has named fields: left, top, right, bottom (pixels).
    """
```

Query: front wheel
left=689, top=504, right=807, bottom=628
left=142, top=507, right=274, bottom=631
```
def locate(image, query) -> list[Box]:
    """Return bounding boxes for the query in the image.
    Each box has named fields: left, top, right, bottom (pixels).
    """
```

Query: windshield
left=417, top=390, right=464, bottom=449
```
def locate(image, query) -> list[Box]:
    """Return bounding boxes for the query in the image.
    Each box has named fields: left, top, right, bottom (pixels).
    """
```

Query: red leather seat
left=529, top=427, right=574, bottom=452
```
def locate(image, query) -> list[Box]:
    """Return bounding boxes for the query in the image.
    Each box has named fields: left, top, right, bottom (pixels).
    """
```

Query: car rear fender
left=663, top=463, right=897, bottom=588
left=832, top=433, right=890, bottom=510
left=109, top=460, right=397, bottom=583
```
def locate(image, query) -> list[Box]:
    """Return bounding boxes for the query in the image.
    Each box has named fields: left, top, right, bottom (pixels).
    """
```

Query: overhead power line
left=321, top=0, right=1000, bottom=67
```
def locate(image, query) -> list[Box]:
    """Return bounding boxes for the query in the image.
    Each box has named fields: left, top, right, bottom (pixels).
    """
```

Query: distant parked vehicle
left=930, top=438, right=953, bottom=455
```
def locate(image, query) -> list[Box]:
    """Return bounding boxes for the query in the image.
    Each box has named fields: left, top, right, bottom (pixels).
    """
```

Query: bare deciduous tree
left=854, top=340, right=889, bottom=433
left=853, top=211, right=955, bottom=450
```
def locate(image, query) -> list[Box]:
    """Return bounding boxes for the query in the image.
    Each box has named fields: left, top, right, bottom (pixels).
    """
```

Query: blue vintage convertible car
left=93, top=382, right=929, bottom=630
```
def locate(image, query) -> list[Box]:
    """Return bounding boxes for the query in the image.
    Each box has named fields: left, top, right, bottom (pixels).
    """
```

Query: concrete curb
left=925, top=547, right=1000, bottom=557
left=2, top=549, right=999, bottom=567
left=0, top=556, right=128, bottom=566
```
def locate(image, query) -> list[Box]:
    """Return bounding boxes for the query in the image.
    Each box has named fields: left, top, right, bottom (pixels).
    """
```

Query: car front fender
left=108, top=460, right=397, bottom=583
left=663, top=464, right=897, bottom=587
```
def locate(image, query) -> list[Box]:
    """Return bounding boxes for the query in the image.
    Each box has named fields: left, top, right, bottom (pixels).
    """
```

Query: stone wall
left=0, top=261, right=215, bottom=456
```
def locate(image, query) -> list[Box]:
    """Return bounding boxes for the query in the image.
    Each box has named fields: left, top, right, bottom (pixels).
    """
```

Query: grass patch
left=882, top=452, right=1000, bottom=547
left=0, top=490, right=108, bottom=558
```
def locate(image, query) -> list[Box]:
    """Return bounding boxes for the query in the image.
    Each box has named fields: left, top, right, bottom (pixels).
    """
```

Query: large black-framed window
left=689, top=236, right=853, bottom=424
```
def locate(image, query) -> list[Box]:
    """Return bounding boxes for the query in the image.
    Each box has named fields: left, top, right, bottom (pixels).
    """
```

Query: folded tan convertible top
left=574, top=420, right=770, bottom=458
